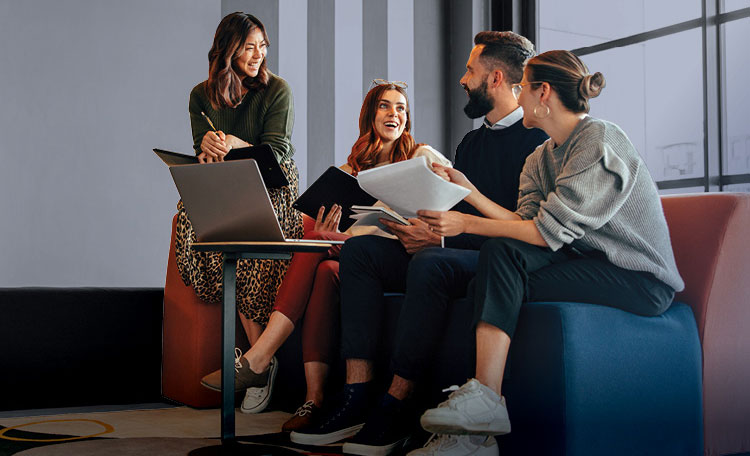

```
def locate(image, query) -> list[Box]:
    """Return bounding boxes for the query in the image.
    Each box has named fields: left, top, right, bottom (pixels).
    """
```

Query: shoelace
left=246, top=387, right=265, bottom=399
left=294, top=400, right=315, bottom=417
left=321, top=391, right=354, bottom=427
left=233, top=347, right=243, bottom=373
left=441, top=381, right=478, bottom=406
left=422, top=433, right=458, bottom=451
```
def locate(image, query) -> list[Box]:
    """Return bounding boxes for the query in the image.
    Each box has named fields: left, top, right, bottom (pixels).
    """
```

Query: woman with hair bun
left=410, top=50, right=683, bottom=451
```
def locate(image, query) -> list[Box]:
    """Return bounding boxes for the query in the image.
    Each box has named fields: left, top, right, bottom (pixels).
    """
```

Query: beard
left=463, top=80, right=494, bottom=119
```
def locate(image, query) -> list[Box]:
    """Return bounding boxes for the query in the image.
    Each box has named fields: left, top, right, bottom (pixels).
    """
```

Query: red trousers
left=272, top=230, right=350, bottom=364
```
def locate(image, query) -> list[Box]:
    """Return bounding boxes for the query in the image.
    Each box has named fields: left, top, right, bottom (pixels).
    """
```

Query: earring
left=533, top=104, right=550, bottom=119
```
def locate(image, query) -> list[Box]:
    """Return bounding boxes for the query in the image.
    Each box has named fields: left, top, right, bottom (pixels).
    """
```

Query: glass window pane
left=659, top=186, right=706, bottom=195
left=722, top=0, right=750, bottom=12
left=576, top=29, right=704, bottom=185
left=539, top=0, right=702, bottom=51
left=723, top=183, right=750, bottom=192
left=723, top=18, right=750, bottom=176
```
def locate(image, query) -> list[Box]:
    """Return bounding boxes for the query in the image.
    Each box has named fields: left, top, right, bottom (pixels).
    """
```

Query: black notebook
left=293, top=167, right=377, bottom=231
left=153, top=144, right=289, bottom=188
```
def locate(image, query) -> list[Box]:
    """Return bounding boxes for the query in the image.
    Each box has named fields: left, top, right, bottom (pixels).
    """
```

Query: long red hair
left=205, top=12, right=270, bottom=110
left=347, top=84, right=422, bottom=175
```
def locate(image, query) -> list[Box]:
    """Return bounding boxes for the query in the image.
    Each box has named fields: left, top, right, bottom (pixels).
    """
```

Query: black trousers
left=339, top=235, right=481, bottom=381
left=338, top=235, right=674, bottom=383
left=473, top=238, right=675, bottom=339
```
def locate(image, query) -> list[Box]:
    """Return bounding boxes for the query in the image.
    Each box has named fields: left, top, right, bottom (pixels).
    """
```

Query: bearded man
left=290, top=31, right=548, bottom=456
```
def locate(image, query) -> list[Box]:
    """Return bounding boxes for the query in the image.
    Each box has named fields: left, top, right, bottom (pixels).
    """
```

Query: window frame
left=500, top=0, right=750, bottom=193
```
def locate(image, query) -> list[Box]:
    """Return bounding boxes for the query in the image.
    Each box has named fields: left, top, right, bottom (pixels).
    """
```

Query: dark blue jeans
left=339, top=235, right=480, bottom=381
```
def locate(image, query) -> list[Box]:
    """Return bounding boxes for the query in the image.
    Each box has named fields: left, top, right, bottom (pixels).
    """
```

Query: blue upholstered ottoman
left=499, top=301, right=703, bottom=455
left=382, top=295, right=703, bottom=455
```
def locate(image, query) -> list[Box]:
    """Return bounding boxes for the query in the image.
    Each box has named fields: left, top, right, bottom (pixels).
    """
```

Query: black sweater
left=445, top=119, right=548, bottom=250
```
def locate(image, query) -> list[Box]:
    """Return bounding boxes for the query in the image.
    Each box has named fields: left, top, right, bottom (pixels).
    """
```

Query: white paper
left=356, top=156, right=470, bottom=218
left=350, top=205, right=409, bottom=225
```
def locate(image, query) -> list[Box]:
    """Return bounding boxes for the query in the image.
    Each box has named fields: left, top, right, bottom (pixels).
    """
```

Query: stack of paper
left=355, top=156, right=470, bottom=219
left=349, top=205, right=410, bottom=226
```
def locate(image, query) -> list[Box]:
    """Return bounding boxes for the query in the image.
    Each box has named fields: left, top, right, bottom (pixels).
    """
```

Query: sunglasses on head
left=371, top=79, right=408, bottom=89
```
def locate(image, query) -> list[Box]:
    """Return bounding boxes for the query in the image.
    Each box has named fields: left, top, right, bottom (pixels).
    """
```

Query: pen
left=200, top=111, right=217, bottom=132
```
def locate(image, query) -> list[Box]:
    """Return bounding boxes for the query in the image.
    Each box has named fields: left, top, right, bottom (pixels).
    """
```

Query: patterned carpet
left=0, top=405, right=347, bottom=455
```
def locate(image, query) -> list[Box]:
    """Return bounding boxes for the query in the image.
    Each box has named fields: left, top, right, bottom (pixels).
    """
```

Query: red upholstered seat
left=161, top=196, right=750, bottom=456
left=662, top=193, right=750, bottom=456
left=161, top=214, right=316, bottom=408
left=161, top=214, right=222, bottom=407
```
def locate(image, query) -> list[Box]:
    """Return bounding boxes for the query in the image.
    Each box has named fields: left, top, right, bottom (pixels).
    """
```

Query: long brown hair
left=205, top=12, right=270, bottom=110
left=526, top=50, right=605, bottom=113
left=347, top=84, right=421, bottom=175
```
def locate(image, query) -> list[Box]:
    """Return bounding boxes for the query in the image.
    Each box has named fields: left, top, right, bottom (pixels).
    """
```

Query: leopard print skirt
left=174, top=159, right=304, bottom=325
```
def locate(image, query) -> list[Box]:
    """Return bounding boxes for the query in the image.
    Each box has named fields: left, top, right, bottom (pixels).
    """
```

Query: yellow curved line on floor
left=0, top=419, right=114, bottom=442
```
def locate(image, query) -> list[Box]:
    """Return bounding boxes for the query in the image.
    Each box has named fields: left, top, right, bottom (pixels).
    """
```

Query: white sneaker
left=420, top=379, right=510, bottom=436
left=240, top=356, right=278, bottom=414
left=407, top=434, right=498, bottom=456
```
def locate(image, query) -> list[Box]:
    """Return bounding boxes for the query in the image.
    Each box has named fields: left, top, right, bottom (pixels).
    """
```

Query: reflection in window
left=538, top=0, right=701, bottom=51
left=662, top=143, right=699, bottom=178
left=576, top=30, right=704, bottom=183
left=723, top=18, right=750, bottom=177
left=722, top=0, right=750, bottom=12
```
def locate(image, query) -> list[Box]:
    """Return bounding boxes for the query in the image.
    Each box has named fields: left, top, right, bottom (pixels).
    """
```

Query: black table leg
left=221, top=253, right=238, bottom=443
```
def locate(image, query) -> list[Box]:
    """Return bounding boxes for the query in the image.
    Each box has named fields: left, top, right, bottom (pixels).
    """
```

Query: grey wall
left=0, top=0, right=220, bottom=286
left=0, top=0, right=489, bottom=287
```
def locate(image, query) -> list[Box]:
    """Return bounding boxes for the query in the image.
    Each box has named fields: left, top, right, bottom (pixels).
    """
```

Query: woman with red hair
left=202, top=80, right=450, bottom=429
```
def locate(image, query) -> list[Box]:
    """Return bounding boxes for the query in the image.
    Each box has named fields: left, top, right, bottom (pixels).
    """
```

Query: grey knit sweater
left=516, top=116, right=684, bottom=291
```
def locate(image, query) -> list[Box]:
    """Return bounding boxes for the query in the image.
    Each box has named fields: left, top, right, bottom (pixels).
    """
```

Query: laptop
left=169, top=160, right=344, bottom=245
left=155, top=144, right=289, bottom=188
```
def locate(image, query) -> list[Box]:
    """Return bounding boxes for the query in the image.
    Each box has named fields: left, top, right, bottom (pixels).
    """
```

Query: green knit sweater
left=188, top=71, right=295, bottom=163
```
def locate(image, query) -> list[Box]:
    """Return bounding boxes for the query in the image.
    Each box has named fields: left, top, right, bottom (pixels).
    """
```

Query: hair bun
left=579, top=72, right=605, bottom=99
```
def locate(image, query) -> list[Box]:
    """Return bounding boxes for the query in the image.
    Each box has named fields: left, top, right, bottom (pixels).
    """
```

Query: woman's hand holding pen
left=199, top=130, right=229, bottom=163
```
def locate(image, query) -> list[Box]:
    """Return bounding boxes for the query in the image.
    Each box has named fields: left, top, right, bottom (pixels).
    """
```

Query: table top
left=192, top=241, right=333, bottom=254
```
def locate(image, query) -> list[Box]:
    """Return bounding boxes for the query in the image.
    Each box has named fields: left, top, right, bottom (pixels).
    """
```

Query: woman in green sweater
left=174, top=11, right=303, bottom=407
left=410, top=50, right=683, bottom=454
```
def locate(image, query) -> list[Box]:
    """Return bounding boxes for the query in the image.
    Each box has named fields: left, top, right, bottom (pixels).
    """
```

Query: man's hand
left=417, top=210, right=469, bottom=237
left=381, top=218, right=442, bottom=254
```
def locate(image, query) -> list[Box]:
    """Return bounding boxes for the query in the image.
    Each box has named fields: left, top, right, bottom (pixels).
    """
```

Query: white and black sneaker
left=240, top=356, right=278, bottom=414
left=407, top=434, right=498, bottom=455
left=420, top=379, right=511, bottom=436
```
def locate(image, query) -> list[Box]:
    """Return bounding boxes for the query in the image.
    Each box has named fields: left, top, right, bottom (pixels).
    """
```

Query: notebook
left=155, top=144, right=289, bottom=188
left=169, top=160, right=343, bottom=245
left=292, top=166, right=377, bottom=231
